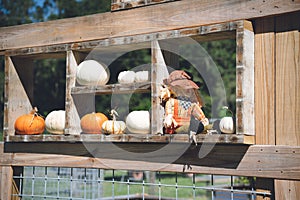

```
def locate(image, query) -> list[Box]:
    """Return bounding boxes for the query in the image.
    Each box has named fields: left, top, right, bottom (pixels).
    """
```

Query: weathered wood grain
left=111, top=0, right=177, bottom=11
left=1, top=143, right=300, bottom=180
left=275, top=23, right=300, bottom=147
left=65, top=50, right=84, bottom=135
left=254, top=17, right=276, bottom=145
left=71, top=82, right=151, bottom=95
left=0, top=0, right=299, bottom=52
left=4, top=57, right=33, bottom=137
left=0, top=166, right=13, bottom=200
left=274, top=11, right=300, bottom=200
left=236, top=20, right=255, bottom=136
left=4, top=134, right=253, bottom=144
left=3, top=23, right=236, bottom=57
left=254, top=17, right=277, bottom=200
left=151, top=40, right=169, bottom=135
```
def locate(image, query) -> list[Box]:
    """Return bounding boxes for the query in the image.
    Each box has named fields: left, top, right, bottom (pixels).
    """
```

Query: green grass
left=20, top=168, right=211, bottom=199
left=102, top=171, right=208, bottom=199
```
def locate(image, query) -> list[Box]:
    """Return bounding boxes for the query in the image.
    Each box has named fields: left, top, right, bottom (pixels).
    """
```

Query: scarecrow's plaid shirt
left=165, top=96, right=207, bottom=127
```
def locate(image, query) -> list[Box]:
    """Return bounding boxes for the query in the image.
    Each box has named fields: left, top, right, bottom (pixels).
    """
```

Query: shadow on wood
left=4, top=142, right=249, bottom=169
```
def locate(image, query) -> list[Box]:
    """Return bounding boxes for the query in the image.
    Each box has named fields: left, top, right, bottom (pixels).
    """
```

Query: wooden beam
left=0, top=166, right=13, bottom=200
left=111, top=0, right=177, bottom=11
left=1, top=143, right=299, bottom=181
left=4, top=134, right=253, bottom=144
left=151, top=40, right=169, bottom=134
left=236, top=20, right=255, bottom=135
left=0, top=0, right=300, bottom=52
left=254, top=16, right=276, bottom=145
left=274, top=11, right=300, bottom=200
left=4, top=56, right=33, bottom=137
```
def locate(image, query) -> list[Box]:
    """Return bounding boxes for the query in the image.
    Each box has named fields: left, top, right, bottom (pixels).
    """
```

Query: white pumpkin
left=135, top=71, right=149, bottom=82
left=219, top=116, right=235, bottom=134
left=102, top=121, right=126, bottom=134
left=45, top=110, right=65, bottom=134
left=76, top=60, right=110, bottom=86
left=118, top=71, right=136, bottom=84
left=126, top=111, right=150, bottom=134
left=219, top=106, right=235, bottom=134
left=102, top=110, right=126, bottom=134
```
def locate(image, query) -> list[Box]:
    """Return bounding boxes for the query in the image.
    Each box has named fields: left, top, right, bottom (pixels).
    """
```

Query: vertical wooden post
left=65, top=50, right=81, bottom=135
left=254, top=17, right=276, bottom=145
left=65, top=50, right=96, bottom=135
left=0, top=166, right=13, bottom=200
left=236, top=20, right=255, bottom=136
left=151, top=40, right=169, bottom=135
left=274, top=11, right=300, bottom=200
left=254, top=16, right=276, bottom=200
left=4, top=56, right=33, bottom=137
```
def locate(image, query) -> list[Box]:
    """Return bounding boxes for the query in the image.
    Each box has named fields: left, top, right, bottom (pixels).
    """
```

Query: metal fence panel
left=13, top=166, right=272, bottom=199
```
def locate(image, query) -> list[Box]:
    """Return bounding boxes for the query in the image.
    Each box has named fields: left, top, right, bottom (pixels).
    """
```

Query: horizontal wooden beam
left=2, top=22, right=237, bottom=57
left=0, top=143, right=299, bottom=180
left=0, top=0, right=300, bottom=52
left=4, top=134, right=253, bottom=144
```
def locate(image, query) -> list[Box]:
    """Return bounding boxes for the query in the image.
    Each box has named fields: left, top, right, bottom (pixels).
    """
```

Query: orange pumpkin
left=14, top=107, right=45, bottom=135
left=80, top=112, right=108, bottom=134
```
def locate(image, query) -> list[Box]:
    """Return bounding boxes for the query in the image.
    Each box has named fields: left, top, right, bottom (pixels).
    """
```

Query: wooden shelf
left=71, top=82, right=151, bottom=95
left=3, top=135, right=251, bottom=168
left=5, top=134, right=254, bottom=144
left=4, top=20, right=255, bottom=145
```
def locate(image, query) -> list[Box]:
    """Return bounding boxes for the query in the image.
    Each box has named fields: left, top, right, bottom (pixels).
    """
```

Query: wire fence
left=12, top=166, right=272, bottom=200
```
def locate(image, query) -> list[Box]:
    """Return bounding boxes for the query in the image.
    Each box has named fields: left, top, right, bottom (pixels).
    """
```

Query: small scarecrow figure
left=160, top=70, right=209, bottom=137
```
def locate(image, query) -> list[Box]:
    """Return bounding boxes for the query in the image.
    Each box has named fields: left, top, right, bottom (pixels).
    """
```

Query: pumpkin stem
left=30, top=107, right=38, bottom=115
left=29, top=107, right=39, bottom=127
left=110, top=109, right=119, bottom=122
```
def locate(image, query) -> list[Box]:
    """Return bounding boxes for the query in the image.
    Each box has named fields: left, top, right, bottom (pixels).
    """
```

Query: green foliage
left=200, top=39, right=236, bottom=117
left=50, top=0, right=110, bottom=19
left=33, top=58, right=66, bottom=116
left=0, top=0, right=35, bottom=26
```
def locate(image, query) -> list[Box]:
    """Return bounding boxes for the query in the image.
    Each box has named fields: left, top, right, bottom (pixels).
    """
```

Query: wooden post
left=274, top=11, right=300, bottom=200
left=254, top=17, right=276, bottom=145
left=151, top=40, right=169, bottom=134
left=236, top=20, right=255, bottom=136
left=0, top=166, right=13, bottom=200
left=65, top=50, right=96, bottom=135
left=254, top=16, right=276, bottom=200
left=4, top=56, right=33, bottom=137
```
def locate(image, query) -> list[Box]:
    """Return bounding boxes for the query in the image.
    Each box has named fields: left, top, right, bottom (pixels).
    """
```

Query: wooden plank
left=65, top=50, right=83, bottom=135
left=4, top=134, right=252, bottom=144
left=111, top=0, right=177, bottom=11
left=274, top=11, right=300, bottom=200
left=4, top=57, right=33, bottom=137
left=1, top=0, right=300, bottom=52
left=0, top=143, right=300, bottom=180
left=236, top=20, right=255, bottom=135
left=275, top=181, right=300, bottom=200
left=71, top=82, right=151, bottom=95
left=275, top=21, right=300, bottom=146
left=254, top=17, right=276, bottom=145
left=0, top=166, right=13, bottom=200
left=3, top=24, right=235, bottom=57
left=151, top=40, right=169, bottom=134
left=254, top=15, right=277, bottom=200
